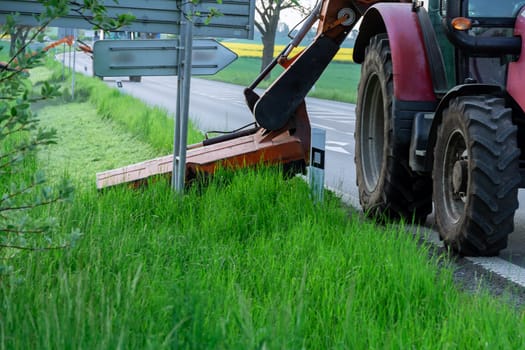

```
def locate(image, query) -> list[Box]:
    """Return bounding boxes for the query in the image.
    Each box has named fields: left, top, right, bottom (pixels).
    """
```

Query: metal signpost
left=72, top=31, right=76, bottom=99
left=173, top=3, right=193, bottom=192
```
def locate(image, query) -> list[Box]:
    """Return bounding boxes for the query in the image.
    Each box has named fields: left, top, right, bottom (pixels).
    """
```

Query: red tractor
left=352, top=0, right=524, bottom=256
left=98, top=0, right=525, bottom=256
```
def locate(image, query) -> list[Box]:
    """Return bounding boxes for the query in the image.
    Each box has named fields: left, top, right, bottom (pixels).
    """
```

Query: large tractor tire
left=433, top=96, right=520, bottom=256
left=355, top=34, right=432, bottom=222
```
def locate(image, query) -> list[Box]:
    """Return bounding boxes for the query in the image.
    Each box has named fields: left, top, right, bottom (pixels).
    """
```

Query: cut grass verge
left=36, top=102, right=160, bottom=188
left=47, top=59, right=204, bottom=154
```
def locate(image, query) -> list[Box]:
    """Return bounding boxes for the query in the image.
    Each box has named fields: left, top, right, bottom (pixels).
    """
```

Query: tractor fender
left=423, top=84, right=504, bottom=171
left=353, top=3, right=435, bottom=102
left=508, top=6, right=525, bottom=113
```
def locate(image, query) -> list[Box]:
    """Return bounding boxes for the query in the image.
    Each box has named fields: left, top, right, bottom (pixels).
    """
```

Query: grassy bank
left=206, top=57, right=361, bottom=103
left=1, top=61, right=525, bottom=348
left=45, top=61, right=203, bottom=154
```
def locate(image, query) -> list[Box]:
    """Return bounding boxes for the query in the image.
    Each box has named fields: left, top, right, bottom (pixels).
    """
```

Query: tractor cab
left=431, top=0, right=522, bottom=88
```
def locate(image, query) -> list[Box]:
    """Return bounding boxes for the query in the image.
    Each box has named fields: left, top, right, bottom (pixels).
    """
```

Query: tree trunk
left=10, top=26, right=31, bottom=57
left=259, top=7, right=280, bottom=80
left=260, top=31, right=276, bottom=79
left=255, top=0, right=300, bottom=80
left=9, top=30, right=18, bottom=56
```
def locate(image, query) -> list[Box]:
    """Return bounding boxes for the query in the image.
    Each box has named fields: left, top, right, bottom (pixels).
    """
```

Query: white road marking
left=466, top=257, right=525, bottom=287
left=311, top=122, right=336, bottom=131
left=309, top=111, right=350, bottom=117
left=326, top=146, right=350, bottom=155
left=419, top=225, right=525, bottom=287
left=328, top=141, right=349, bottom=146
left=309, top=114, right=354, bottom=121
left=325, top=141, right=351, bottom=155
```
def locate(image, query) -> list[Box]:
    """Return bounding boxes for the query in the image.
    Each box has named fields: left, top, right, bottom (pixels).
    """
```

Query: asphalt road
left=66, top=52, right=525, bottom=286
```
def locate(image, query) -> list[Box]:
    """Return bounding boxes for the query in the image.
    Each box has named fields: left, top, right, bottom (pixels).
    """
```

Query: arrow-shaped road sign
left=93, top=39, right=237, bottom=77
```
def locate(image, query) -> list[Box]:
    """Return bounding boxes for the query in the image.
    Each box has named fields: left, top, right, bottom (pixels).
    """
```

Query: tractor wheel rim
left=442, top=129, right=468, bottom=223
left=361, top=73, right=384, bottom=192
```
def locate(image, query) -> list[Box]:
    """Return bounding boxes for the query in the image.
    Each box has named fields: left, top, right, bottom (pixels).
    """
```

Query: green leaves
left=184, top=0, right=224, bottom=24
left=68, top=0, right=135, bottom=31
left=205, top=7, right=223, bottom=25
left=40, top=81, right=61, bottom=99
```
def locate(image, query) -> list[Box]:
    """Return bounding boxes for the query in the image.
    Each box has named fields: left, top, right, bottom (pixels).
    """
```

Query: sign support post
left=71, top=30, right=77, bottom=99
left=61, top=41, right=66, bottom=80
left=172, top=40, right=182, bottom=190
left=172, top=4, right=194, bottom=192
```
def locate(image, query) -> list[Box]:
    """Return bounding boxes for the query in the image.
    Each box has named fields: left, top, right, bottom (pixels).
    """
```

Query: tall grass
left=2, top=166, right=524, bottom=348
left=0, top=41, right=8, bottom=60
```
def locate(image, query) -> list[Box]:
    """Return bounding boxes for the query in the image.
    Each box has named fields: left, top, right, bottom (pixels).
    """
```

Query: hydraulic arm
left=250, top=0, right=363, bottom=130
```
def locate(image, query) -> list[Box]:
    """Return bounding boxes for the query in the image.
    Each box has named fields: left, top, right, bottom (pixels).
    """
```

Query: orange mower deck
left=96, top=109, right=311, bottom=189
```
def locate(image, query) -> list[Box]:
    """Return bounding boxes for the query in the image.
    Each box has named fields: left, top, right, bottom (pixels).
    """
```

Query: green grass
left=0, top=41, right=9, bottom=61
left=36, top=102, right=160, bottom=188
left=2, top=161, right=525, bottom=348
left=27, top=65, right=54, bottom=83
left=28, top=61, right=203, bottom=189
left=206, top=57, right=361, bottom=103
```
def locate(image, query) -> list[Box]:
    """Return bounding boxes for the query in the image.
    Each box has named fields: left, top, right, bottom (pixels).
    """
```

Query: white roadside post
left=309, top=128, right=326, bottom=203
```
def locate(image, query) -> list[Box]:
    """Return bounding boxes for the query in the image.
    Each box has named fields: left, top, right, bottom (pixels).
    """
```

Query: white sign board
left=93, top=39, right=237, bottom=76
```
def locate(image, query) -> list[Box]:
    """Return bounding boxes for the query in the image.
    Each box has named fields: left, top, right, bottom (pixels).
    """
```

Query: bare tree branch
left=255, top=0, right=304, bottom=76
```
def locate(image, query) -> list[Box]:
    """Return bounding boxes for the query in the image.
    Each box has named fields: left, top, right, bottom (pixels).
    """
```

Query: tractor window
left=469, top=57, right=507, bottom=86
left=440, top=0, right=447, bottom=15
left=468, top=0, right=525, bottom=17
left=467, top=27, right=510, bottom=86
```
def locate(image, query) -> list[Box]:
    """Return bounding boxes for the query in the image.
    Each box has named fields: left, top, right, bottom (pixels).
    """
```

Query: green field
left=1, top=62, right=525, bottom=348
left=206, top=57, right=361, bottom=103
